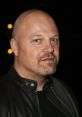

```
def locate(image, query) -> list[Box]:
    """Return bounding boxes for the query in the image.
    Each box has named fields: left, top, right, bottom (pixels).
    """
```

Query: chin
left=39, top=67, right=56, bottom=76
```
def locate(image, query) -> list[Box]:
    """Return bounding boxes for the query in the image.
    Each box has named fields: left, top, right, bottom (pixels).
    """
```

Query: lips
left=39, top=53, right=57, bottom=63
left=41, top=57, right=54, bottom=61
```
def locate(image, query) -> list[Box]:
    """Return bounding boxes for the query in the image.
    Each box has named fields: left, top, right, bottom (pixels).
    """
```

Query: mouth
left=40, top=58, right=54, bottom=64
left=41, top=57, right=54, bottom=61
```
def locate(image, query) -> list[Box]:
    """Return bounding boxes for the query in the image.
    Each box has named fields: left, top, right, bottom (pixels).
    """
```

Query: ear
left=10, top=38, right=18, bottom=56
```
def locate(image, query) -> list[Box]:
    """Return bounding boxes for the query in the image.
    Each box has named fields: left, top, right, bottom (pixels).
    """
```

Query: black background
left=0, top=0, right=82, bottom=113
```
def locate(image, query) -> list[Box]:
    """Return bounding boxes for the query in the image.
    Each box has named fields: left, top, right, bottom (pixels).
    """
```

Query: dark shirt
left=38, top=91, right=66, bottom=117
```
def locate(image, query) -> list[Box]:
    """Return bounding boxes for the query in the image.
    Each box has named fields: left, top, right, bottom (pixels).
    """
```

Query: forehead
left=13, top=11, right=59, bottom=38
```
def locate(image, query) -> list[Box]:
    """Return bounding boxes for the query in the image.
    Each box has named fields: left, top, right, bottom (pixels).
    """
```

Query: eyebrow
left=34, top=34, right=59, bottom=37
left=51, top=34, right=59, bottom=38
left=33, top=35, right=42, bottom=37
left=29, top=33, right=59, bottom=40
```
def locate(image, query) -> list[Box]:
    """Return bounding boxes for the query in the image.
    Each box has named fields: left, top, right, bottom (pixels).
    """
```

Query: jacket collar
left=8, top=67, right=52, bottom=92
left=9, top=67, right=37, bottom=91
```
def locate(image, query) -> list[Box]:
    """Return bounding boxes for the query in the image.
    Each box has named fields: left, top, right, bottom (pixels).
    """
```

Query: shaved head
left=10, top=9, right=59, bottom=81
left=12, top=9, right=58, bottom=39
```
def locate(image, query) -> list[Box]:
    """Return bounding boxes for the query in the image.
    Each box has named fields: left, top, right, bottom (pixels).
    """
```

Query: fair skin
left=10, top=10, right=60, bottom=91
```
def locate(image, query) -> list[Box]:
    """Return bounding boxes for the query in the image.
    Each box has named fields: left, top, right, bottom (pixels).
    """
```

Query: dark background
left=0, top=0, right=82, bottom=113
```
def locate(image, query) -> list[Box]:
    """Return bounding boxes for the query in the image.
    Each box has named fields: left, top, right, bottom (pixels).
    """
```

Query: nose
left=44, top=41, right=54, bottom=53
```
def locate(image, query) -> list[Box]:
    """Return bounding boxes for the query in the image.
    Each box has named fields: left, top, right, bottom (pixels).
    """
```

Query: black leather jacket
left=0, top=68, right=80, bottom=117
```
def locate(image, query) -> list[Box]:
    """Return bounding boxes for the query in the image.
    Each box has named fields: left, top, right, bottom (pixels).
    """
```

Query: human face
left=13, top=14, right=60, bottom=78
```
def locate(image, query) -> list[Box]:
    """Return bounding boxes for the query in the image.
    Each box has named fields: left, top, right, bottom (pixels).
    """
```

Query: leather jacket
left=0, top=68, right=80, bottom=117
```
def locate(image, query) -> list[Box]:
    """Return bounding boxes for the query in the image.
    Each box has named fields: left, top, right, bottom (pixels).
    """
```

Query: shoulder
left=51, top=76, right=73, bottom=93
left=51, top=76, right=77, bottom=102
left=50, top=76, right=80, bottom=116
left=0, top=73, right=10, bottom=113
left=0, top=72, right=10, bottom=89
left=0, top=72, right=11, bottom=98
left=0, top=70, right=15, bottom=102
left=0, top=70, right=18, bottom=113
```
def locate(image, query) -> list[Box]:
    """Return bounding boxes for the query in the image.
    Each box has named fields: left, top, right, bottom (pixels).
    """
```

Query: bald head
left=12, top=9, right=58, bottom=39
left=10, top=9, right=59, bottom=79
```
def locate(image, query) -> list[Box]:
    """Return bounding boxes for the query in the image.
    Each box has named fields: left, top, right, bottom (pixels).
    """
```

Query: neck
left=36, top=77, right=46, bottom=91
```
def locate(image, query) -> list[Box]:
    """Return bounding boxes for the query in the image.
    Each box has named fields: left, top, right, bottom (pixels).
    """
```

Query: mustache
left=39, top=53, right=57, bottom=61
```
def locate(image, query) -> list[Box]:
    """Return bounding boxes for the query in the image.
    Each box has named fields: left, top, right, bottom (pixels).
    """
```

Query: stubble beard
left=37, top=59, right=58, bottom=76
left=37, top=52, right=59, bottom=76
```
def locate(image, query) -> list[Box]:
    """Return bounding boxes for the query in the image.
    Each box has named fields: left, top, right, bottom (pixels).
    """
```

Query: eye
left=51, top=38, right=59, bottom=44
left=32, top=39, right=42, bottom=44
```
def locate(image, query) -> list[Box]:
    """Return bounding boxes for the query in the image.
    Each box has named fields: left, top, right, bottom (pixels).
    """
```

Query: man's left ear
left=10, top=38, right=18, bottom=56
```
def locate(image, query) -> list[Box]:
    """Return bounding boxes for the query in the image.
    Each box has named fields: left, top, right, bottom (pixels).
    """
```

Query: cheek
left=18, top=41, right=41, bottom=63
left=25, top=48, right=39, bottom=63
left=54, top=48, right=60, bottom=58
left=57, top=50, right=60, bottom=61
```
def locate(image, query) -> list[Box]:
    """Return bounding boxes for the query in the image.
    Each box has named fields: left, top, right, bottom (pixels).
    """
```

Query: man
left=0, top=9, right=80, bottom=117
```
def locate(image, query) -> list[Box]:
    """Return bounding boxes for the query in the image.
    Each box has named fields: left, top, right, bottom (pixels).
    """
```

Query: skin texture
left=10, top=9, right=60, bottom=90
